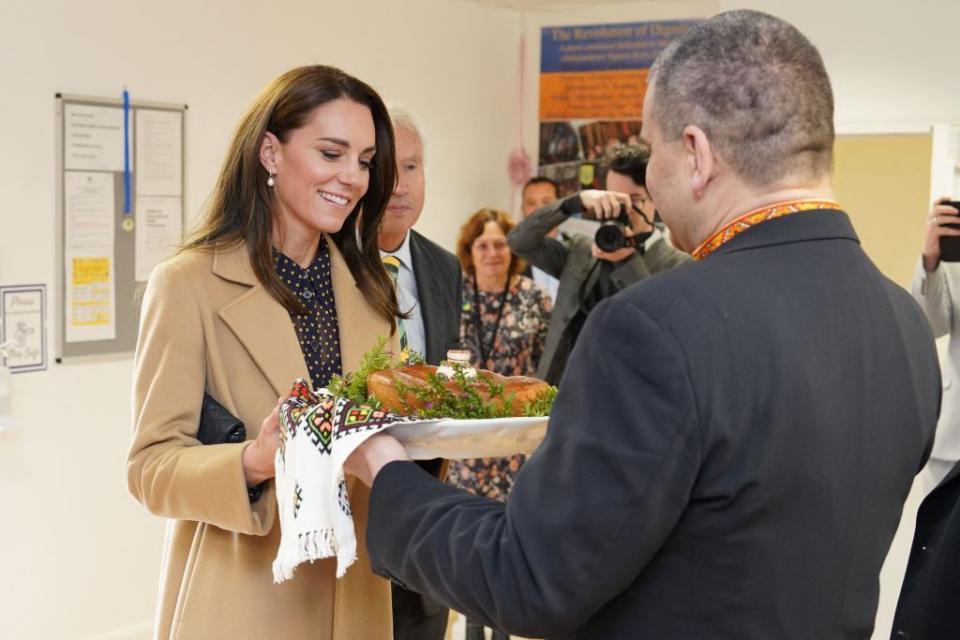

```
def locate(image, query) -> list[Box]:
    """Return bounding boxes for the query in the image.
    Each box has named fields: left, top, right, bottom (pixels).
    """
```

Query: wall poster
left=538, top=20, right=698, bottom=195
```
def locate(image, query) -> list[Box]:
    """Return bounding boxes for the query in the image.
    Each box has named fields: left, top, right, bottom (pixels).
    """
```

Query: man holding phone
left=914, top=198, right=960, bottom=480
left=890, top=198, right=960, bottom=638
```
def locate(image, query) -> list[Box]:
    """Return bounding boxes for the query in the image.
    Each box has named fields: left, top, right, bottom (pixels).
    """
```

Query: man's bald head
left=650, top=10, right=834, bottom=188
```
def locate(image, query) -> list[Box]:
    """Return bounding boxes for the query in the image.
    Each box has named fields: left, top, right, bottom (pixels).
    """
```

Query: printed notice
left=136, top=109, right=182, bottom=196
left=64, top=171, right=116, bottom=342
left=0, top=285, right=47, bottom=372
left=135, top=196, right=183, bottom=281
left=65, top=171, right=114, bottom=252
left=65, top=104, right=126, bottom=172
left=67, top=258, right=115, bottom=342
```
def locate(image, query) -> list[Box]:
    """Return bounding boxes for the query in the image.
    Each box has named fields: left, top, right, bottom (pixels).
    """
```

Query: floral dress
left=446, top=274, right=552, bottom=501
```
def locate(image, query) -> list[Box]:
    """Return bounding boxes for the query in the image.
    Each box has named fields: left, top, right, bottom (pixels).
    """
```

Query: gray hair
left=649, top=10, right=834, bottom=187
left=386, top=104, right=427, bottom=163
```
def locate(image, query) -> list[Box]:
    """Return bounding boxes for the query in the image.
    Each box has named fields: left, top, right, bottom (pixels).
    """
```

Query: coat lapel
left=409, top=233, right=444, bottom=363
left=213, top=237, right=398, bottom=396
left=214, top=243, right=309, bottom=397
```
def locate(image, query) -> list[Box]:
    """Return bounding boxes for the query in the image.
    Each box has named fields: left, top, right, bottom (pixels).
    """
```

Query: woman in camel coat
left=128, top=65, right=402, bottom=639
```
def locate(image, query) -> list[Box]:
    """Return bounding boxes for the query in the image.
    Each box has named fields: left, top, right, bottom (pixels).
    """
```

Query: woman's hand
left=923, top=198, right=960, bottom=273
left=241, top=396, right=287, bottom=486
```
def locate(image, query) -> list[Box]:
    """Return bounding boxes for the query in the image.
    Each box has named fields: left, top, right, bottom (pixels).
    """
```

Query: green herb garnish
left=327, top=335, right=392, bottom=407
left=328, top=338, right=556, bottom=418
left=523, top=386, right=558, bottom=417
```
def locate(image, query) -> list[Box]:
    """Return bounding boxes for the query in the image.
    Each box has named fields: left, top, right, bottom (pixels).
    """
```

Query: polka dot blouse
left=273, top=242, right=343, bottom=388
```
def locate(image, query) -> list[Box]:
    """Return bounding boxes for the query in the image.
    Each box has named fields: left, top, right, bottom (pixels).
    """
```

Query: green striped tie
left=381, top=255, right=409, bottom=358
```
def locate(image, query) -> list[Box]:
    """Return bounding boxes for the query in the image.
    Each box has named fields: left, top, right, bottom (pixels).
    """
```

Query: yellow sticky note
left=72, top=257, right=110, bottom=285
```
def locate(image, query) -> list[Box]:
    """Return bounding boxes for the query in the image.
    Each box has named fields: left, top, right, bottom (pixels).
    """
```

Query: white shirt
left=531, top=266, right=559, bottom=302
left=380, top=232, right=426, bottom=358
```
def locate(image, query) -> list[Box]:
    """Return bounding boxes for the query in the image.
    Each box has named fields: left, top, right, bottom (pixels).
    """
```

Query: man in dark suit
left=351, top=12, right=940, bottom=639
left=379, top=108, right=461, bottom=640
left=886, top=200, right=960, bottom=640
left=891, top=460, right=960, bottom=639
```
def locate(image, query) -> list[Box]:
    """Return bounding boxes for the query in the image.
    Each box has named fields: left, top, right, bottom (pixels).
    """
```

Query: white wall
left=0, top=1, right=518, bottom=638
left=719, top=0, right=960, bottom=133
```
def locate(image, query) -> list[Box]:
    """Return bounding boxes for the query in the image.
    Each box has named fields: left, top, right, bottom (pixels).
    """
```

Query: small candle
left=437, top=349, right=477, bottom=380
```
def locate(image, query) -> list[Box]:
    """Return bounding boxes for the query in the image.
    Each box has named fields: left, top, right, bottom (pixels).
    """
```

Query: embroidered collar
left=692, top=200, right=841, bottom=260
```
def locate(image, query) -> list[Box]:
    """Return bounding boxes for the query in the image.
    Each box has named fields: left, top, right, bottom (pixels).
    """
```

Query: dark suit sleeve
left=507, top=199, right=571, bottom=278
left=367, top=295, right=702, bottom=637
left=433, top=247, right=462, bottom=360
left=411, top=231, right=464, bottom=365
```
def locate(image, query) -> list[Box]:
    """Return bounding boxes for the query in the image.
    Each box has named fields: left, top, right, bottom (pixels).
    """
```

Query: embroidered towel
left=272, top=379, right=432, bottom=582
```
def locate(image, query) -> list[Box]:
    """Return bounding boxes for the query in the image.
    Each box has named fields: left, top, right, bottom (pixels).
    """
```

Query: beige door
left=831, top=132, right=933, bottom=288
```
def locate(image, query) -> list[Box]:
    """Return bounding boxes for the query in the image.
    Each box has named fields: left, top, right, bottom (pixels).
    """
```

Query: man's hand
left=344, top=432, right=411, bottom=487
left=923, top=198, right=960, bottom=273
left=592, top=242, right=637, bottom=263
left=579, top=190, right=633, bottom=220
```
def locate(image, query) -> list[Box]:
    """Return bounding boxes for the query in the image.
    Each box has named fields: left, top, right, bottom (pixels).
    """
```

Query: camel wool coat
left=127, top=237, right=399, bottom=640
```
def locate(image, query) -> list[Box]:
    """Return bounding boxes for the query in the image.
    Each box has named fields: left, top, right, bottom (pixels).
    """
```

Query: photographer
left=508, top=143, right=689, bottom=384
left=888, top=198, right=960, bottom=639
left=912, top=198, right=960, bottom=480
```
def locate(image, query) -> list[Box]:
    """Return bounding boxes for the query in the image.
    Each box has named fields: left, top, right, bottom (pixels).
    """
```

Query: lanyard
left=472, top=277, right=509, bottom=367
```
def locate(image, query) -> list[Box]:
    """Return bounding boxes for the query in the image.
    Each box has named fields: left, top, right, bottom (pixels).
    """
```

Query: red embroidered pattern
left=692, top=200, right=841, bottom=260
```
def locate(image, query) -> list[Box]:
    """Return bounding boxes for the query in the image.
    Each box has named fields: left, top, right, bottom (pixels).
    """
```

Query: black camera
left=939, top=199, right=960, bottom=262
left=594, top=203, right=652, bottom=253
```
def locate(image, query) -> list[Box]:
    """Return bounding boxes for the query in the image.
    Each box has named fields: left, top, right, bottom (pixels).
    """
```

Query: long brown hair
left=183, top=65, right=399, bottom=329
left=455, top=208, right=525, bottom=277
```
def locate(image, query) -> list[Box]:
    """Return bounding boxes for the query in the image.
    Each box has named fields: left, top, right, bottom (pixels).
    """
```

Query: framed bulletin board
left=55, top=93, right=186, bottom=361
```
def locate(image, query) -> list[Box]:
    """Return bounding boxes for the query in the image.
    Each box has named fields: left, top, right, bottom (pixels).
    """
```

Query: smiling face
left=262, top=97, right=376, bottom=244
left=470, top=220, right=512, bottom=286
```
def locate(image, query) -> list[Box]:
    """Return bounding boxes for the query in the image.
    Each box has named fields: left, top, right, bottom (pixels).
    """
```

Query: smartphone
left=940, top=200, right=960, bottom=262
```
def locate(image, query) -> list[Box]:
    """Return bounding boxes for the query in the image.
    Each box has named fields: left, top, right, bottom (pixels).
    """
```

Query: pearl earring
left=267, top=171, right=276, bottom=187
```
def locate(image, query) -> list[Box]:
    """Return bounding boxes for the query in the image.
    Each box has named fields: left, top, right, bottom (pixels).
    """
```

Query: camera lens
left=595, top=222, right=626, bottom=252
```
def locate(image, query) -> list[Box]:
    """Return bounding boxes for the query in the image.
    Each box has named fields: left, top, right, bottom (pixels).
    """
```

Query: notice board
left=55, top=93, right=186, bottom=361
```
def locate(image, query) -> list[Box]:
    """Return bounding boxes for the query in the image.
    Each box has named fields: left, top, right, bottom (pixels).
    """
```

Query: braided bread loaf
left=367, top=364, right=549, bottom=417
